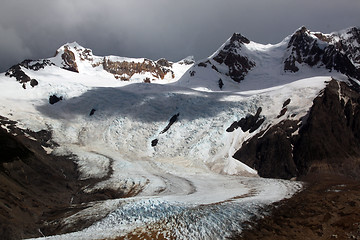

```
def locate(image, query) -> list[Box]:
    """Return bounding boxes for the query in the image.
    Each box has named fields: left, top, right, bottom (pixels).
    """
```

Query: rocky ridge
left=5, top=42, right=194, bottom=88
left=284, top=26, right=360, bottom=79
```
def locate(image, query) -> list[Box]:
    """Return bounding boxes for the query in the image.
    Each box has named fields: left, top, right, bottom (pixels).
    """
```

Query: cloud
left=0, top=24, right=32, bottom=70
left=0, top=0, right=359, bottom=72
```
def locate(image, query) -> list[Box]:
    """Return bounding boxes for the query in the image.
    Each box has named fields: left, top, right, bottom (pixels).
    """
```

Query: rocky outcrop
left=59, top=47, right=79, bottom=73
left=233, top=119, right=300, bottom=179
left=234, top=79, right=360, bottom=179
left=226, top=107, right=265, bottom=133
left=49, top=94, right=63, bottom=104
left=151, top=113, right=180, bottom=147
left=89, top=108, right=96, bottom=116
left=102, top=58, right=174, bottom=81
left=178, top=56, right=195, bottom=65
left=5, top=59, right=53, bottom=88
left=5, top=64, right=31, bottom=84
left=284, top=26, right=360, bottom=79
left=160, top=113, right=180, bottom=134
left=212, top=33, right=256, bottom=82
left=156, top=58, right=173, bottom=67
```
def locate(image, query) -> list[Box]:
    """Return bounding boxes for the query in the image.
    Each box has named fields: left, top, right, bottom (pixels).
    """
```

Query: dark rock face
left=0, top=128, right=32, bottom=165
left=293, top=79, right=360, bottom=177
left=284, top=27, right=323, bottom=72
left=284, top=26, right=360, bottom=79
left=336, top=27, right=360, bottom=66
left=233, top=79, right=360, bottom=179
left=322, top=45, right=359, bottom=78
left=212, top=33, right=256, bottom=82
left=226, top=107, right=265, bottom=133
left=233, top=120, right=300, bottom=179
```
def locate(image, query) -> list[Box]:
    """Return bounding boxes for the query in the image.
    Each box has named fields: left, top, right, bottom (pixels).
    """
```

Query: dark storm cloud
left=1, top=0, right=359, bottom=72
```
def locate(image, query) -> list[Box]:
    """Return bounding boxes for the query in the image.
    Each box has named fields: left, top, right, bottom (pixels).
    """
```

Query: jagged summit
left=211, top=33, right=255, bottom=82
left=284, top=26, right=360, bottom=79
left=226, top=32, right=251, bottom=47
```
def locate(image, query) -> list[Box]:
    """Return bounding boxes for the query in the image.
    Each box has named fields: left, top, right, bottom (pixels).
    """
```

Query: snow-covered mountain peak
left=210, top=32, right=252, bottom=59
left=222, top=32, right=251, bottom=50
left=52, top=42, right=90, bottom=73
left=175, top=32, right=257, bottom=90
left=284, top=26, right=360, bottom=78
left=54, top=42, right=95, bottom=63
left=60, top=41, right=85, bottom=49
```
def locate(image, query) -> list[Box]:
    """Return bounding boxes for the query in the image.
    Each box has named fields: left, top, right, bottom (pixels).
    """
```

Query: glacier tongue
left=28, top=176, right=302, bottom=240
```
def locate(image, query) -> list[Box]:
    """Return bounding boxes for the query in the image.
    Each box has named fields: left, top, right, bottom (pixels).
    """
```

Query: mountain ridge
left=4, top=26, right=360, bottom=91
left=5, top=41, right=195, bottom=89
left=176, top=26, right=360, bottom=91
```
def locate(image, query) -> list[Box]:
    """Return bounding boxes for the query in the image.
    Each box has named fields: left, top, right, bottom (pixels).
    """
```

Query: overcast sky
left=0, top=0, right=359, bottom=72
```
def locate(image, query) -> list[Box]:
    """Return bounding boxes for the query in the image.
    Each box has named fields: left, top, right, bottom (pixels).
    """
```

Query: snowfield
left=0, top=37, right=347, bottom=239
